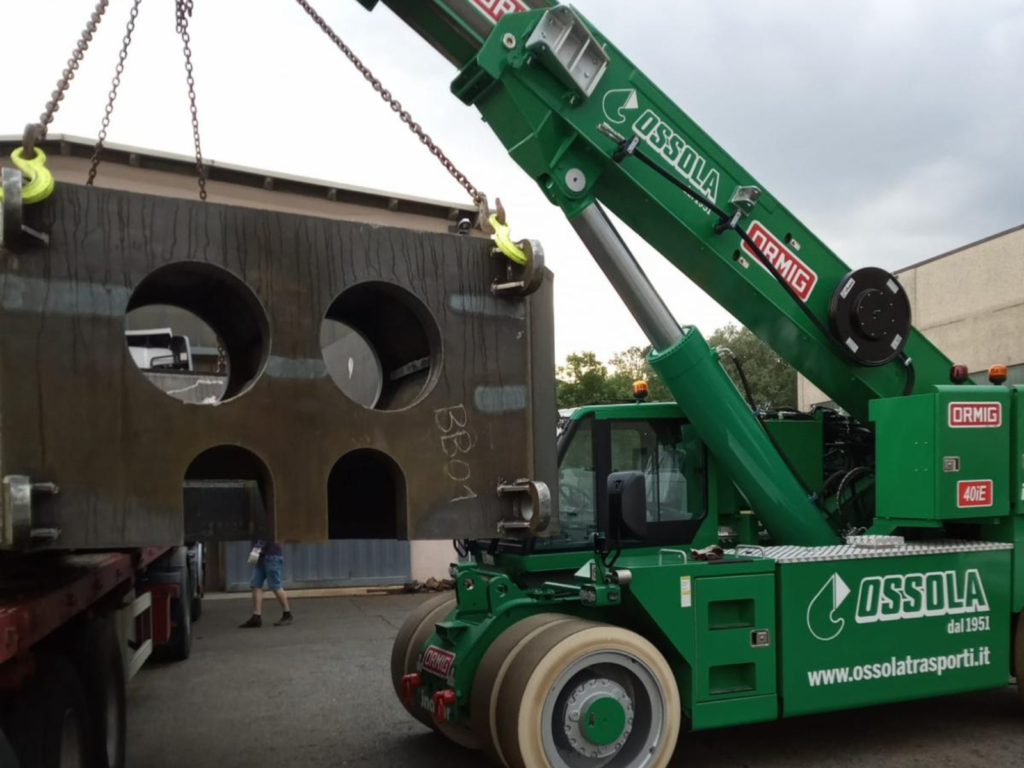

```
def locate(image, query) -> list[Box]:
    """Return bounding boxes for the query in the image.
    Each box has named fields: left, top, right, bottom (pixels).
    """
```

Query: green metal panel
left=694, top=574, right=776, bottom=703
left=986, top=515, right=1024, bottom=612
left=625, top=554, right=775, bottom=721
left=872, top=387, right=1011, bottom=522
left=690, top=695, right=777, bottom=731
left=1012, top=387, right=1024, bottom=513
left=763, top=419, right=824, bottom=492
left=777, top=548, right=1011, bottom=717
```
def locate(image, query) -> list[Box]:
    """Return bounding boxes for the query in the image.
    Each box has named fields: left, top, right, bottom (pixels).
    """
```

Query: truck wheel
left=0, top=725, right=21, bottom=768
left=471, top=614, right=577, bottom=766
left=495, top=620, right=681, bottom=768
left=71, top=617, right=127, bottom=768
left=6, top=653, right=95, bottom=768
left=389, top=593, right=478, bottom=750
left=156, top=568, right=193, bottom=662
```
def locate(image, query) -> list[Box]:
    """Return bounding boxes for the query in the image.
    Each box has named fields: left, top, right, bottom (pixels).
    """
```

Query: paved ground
left=128, top=594, right=1024, bottom=767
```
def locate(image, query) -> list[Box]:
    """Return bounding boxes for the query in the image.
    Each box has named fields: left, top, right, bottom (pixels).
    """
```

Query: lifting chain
left=292, top=0, right=488, bottom=213
left=176, top=0, right=208, bottom=201
left=87, top=0, right=144, bottom=186
left=23, top=0, right=112, bottom=158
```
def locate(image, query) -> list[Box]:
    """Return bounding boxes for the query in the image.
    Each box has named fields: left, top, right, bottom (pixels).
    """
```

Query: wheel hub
left=562, top=678, right=634, bottom=759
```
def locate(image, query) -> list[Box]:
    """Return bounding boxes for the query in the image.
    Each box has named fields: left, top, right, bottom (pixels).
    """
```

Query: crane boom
left=355, top=0, right=951, bottom=423
left=348, top=1, right=960, bottom=546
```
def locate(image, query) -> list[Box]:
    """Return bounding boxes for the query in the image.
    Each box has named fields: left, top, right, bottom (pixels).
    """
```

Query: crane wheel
left=494, top=620, right=681, bottom=768
left=390, top=593, right=455, bottom=703
left=389, top=592, right=479, bottom=750
left=471, top=614, right=579, bottom=765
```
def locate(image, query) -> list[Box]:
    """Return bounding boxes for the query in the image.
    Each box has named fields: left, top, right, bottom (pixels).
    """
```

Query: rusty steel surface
left=0, top=183, right=557, bottom=549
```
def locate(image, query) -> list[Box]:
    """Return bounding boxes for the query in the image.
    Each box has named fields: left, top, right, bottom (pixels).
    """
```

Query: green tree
left=556, top=352, right=619, bottom=408
left=706, top=323, right=797, bottom=408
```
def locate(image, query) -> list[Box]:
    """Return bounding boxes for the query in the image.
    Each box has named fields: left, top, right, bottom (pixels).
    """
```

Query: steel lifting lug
left=1, top=475, right=61, bottom=551
left=496, top=479, right=552, bottom=537
left=400, top=673, right=422, bottom=705
left=432, top=689, right=457, bottom=725
left=491, top=239, right=546, bottom=297
left=1, top=169, right=50, bottom=248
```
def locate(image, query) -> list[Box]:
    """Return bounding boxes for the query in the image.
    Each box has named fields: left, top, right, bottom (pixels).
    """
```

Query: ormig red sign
left=421, top=646, right=456, bottom=678
left=958, top=480, right=994, bottom=508
left=469, top=0, right=527, bottom=23
left=948, top=402, right=1002, bottom=428
left=742, top=221, right=818, bottom=302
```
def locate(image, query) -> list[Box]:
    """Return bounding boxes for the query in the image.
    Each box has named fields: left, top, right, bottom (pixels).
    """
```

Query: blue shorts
left=250, top=555, right=284, bottom=591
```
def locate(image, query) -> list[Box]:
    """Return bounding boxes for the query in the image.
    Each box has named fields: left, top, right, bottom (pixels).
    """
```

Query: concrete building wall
left=799, top=225, right=1024, bottom=409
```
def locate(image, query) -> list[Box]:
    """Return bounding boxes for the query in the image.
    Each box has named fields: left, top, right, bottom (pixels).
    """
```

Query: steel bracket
left=496, top=478, right=551, bottom=536
left=492, top=239, right=546, bottom=296
left=1, top=475, right=61, bottom=550
left=1, top=168, right=49, bottom=248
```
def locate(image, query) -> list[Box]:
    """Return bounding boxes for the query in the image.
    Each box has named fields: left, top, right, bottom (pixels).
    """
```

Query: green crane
left=342, top=3, right=1022, bottom=767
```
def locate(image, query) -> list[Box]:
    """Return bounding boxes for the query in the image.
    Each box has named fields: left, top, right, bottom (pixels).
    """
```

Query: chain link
left=176, top=0, right=208, bottom=201
left=293, top=0, right=484, bottom=205
left=25, top=0, right=112, bottom=156
left=87, top=0, right=144, bottom=186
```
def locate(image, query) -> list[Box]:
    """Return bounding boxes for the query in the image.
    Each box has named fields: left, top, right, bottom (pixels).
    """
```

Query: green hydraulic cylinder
left=572, top=203, right=839, bottom=547
left=650, top=329, right=839, bottom=546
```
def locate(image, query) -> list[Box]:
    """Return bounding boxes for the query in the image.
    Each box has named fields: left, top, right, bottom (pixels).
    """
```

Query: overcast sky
left=3, top=0, right=1022, bottom=363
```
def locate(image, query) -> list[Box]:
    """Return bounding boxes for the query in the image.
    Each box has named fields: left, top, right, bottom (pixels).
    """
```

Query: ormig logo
left=421, top=646, right=456, bottom=678
left=469, top=0, right=527, bottom=23
left=632, top=109, right=721, bottom=208
left=949, top=402, right=1002, bottom=428
left=742, top=221, right=818, bottom=301
left=807, top=569, right=990, bottom=640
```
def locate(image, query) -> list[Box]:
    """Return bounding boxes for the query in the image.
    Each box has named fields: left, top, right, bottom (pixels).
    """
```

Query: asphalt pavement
left=127, top=594, right=1024, bottom=768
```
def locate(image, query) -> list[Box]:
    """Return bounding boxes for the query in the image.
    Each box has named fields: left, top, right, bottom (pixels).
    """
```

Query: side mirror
left=607, top=471, right=648, bottom=543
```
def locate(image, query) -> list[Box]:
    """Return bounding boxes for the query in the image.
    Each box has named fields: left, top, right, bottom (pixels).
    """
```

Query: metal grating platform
left=730, top=539, right=1014, bottom=564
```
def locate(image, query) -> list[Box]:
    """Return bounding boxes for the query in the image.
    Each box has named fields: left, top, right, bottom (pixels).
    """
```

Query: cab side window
left=609, top=419, right=703, bottom=523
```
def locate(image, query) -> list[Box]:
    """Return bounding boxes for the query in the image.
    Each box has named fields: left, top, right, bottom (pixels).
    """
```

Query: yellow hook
left=0, top=147, right=56, bottom=205
left=489, top=213, right=529, bottom=266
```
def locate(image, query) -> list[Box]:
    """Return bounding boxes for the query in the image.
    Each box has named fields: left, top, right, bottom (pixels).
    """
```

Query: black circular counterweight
left=829, top=267, right=911, bottom=366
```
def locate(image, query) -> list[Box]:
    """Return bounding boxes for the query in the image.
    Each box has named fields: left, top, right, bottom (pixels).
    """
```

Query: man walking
left=239, top=540, right=294, bottom=627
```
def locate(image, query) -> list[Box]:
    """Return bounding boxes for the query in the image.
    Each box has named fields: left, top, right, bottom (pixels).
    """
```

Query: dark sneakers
left=274, top=612, right=294, bottom=627
left=238, top=615, right=263, bottom=629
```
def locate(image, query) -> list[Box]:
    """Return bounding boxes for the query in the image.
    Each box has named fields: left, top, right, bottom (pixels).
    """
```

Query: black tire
left=154, top=568, right=193, bottom=662
left=0, top=725, right=20, bottom=768
left=6, top=653, right=95, bottom=768
left=190, top=592, right=203, bottom=623
left=70, top=617, right=127, bottom=768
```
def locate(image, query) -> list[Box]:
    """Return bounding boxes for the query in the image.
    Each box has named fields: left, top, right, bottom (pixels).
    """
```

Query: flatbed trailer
left=0, top=543, right=202, bottom=768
